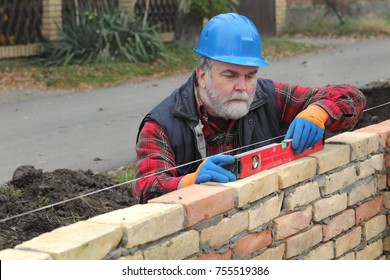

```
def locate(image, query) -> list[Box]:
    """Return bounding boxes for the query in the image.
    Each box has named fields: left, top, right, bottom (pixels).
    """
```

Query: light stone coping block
left=15, top=221, right=122, bottom=260
left=273, top=157, right=317, bottom=189
left=308, top=144, right=350, bottom=174
left=89, top=203, right=185, bottom=248
left=248, top=193, right=284, bottom=230
left=326, top=132, right=380, bottom=161
left=143, top=230, right=199, bottom=260
left=0, top=249, right=52, bottom=260
left=222, top=170, right=278, bottom=207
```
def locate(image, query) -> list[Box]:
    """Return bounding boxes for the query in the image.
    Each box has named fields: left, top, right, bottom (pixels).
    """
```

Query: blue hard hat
left=194, top=13, right=269, bottom=67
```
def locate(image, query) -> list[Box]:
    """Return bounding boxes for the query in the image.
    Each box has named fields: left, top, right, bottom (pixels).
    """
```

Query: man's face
left=197, top=60, right=258, bottom=120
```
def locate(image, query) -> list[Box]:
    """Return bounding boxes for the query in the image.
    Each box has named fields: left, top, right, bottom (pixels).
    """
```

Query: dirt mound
left=0, top=81, right=389, bottom=252
left=0, top=166, right=133, bottom=250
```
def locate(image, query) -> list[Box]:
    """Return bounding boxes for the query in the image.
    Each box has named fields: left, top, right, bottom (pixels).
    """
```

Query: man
left=133, top=13, right=366, bottom=203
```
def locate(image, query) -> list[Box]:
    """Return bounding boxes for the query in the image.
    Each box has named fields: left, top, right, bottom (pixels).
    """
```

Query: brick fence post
left=275, top=0, right=286, bottom=35
left=41, top=0, right=62, bottom=42
left=118, top=0, right=137, bottom=14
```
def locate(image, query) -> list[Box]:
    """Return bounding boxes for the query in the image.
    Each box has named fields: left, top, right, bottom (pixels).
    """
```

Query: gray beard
left=204, top=84, right=254, bottom=120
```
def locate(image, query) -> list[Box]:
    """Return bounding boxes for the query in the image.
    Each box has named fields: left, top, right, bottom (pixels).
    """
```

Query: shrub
left=39, top=2, right=164, bottom=66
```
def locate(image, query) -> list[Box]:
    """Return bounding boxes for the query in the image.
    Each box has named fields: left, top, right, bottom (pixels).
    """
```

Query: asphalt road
left=1, top=37, right=390, bottom=184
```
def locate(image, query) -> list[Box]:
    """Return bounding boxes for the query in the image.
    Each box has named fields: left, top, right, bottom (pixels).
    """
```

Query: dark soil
left=0, top=81, right=389, bottom=251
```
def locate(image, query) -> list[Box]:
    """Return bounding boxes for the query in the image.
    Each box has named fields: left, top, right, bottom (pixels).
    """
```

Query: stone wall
left=1, top=120, right=389, bottom=260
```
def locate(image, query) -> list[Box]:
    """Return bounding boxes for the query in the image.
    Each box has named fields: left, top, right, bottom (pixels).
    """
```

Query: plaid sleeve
left=274, top=81, right=366, bottom=132
left=132, top=121, right=183, bottom=203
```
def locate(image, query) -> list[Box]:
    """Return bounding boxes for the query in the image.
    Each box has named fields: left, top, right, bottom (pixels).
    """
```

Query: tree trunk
left=173, top=0, right=203, bottom=48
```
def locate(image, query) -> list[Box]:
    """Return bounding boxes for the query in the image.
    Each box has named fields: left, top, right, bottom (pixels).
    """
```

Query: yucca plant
left=39, top=1, right=164, bottom=66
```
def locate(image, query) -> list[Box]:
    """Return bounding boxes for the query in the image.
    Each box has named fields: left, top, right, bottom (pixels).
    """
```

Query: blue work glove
left=182, top=154, right=236, bottom=187
left=284, top=105, right=328, bottom=154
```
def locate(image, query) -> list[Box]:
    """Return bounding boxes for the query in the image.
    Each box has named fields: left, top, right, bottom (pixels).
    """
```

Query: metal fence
left=134, top=0, right=177, bottom=32
left=0, top=0, right=176, bottom=48
left=0, top=0, right=43, bottom=46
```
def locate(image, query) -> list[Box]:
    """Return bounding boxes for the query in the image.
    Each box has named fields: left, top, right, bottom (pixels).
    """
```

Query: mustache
left=226, top=91, right=250, bottom=102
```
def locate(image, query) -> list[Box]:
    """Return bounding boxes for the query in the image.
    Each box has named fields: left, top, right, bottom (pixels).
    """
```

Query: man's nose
left=234, top=76, right=247, bottom=91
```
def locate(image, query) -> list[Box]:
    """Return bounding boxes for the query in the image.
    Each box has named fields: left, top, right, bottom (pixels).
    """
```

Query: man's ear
left=196, top=68, right=207, bottom=89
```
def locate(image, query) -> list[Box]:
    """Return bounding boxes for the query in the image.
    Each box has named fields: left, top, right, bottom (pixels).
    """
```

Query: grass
left=281, top=16, right=390, bottom=37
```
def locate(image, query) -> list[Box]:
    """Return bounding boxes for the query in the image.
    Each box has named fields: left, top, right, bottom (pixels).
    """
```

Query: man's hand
left=285, top=104, right=329, bottom=154
left=181, top=154, right=236, bottom=188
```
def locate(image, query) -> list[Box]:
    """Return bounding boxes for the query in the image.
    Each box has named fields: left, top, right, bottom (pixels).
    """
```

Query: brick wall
left=1, top=120, right=389, bottom=260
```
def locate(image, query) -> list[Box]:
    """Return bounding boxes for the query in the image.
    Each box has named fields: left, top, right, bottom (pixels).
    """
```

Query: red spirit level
left=224, top=139, right=323, bottom=179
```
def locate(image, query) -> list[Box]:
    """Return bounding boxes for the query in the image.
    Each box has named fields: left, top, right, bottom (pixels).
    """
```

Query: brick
left=284, top=181, right=320, bottom=210
left=323, top=165, right=358, bottom=195
left=354, top=120, right=390, bottom=148
left=273, top=157, right=317, bottom=189
left=326, top=132, right=380, bottom=160
left=355, top=239, right=383, bottom=260
left=348, top=178, right=376, bottom=206
left=234, top=229, right=272, bottom=258
left=89, top=203, right=184, bottom=248
left=15, top=221, right=122, bottom=260
left=0, top=249, right=52, bottom=260
left=309, top=144, right=350, bottom=174
left=273, top=206, right=312, bottom=240
left=252, top=244, right=285, bottom=260
left=357, top=155, right=384, bottom=179
left=363, top=215, right=387, bottom=241
left=190, top=250, right=232, bottom=260
left=200, top=212, right=248, bottom=247
left=304, top=241, right=334, bottom=260
left=322, top=209, right=355, bottom=241
left=383, top=236, right=390, bottom=252
left=248, top=193, right=284, bottom=230
left=119, top=251, right=144, bottom=260
left=377, top=174, right=387, bottom=190
left=383, top=192, right=390, bottom=209
left=335, top=227, right=362, bottom=257
left=313, top=193, right=347, bottom=222
left=285, top=225, right=323, bottom=258
left=223, top=170, right=278, bottom=207
left=149, top=184, right=234, bottom=227
left=355, top=196, right=383, bottom=224
left=337, top=252, right=355, bottom=260
left=143, top=230, right=199, bottom=260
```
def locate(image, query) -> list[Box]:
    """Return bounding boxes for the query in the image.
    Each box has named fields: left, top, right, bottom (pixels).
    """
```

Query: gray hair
left=196, top=56, right=214, bottom=71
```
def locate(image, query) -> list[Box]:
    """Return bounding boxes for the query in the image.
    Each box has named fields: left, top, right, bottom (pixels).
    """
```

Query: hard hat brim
left=194, top=49, right=270, bottom=67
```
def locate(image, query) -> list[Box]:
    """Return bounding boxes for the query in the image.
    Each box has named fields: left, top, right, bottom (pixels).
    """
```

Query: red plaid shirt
left=133, top=81, right=366, bottom=203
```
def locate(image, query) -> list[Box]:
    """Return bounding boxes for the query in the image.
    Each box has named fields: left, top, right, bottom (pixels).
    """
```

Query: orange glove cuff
left=181, top=160, right=205, bottom=188
left=296, top=104, right=329, bottom=129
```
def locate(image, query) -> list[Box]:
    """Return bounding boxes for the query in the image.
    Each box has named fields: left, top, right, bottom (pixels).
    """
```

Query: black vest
left=137, top=72, right=284, bottom=175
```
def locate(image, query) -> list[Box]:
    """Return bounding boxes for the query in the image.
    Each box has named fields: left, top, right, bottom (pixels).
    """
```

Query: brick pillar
left=41, top=0, right=62, bottom=42
left=118, top=0, right=137, bottom=15
left=275, top=0, right=286, bottom=35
